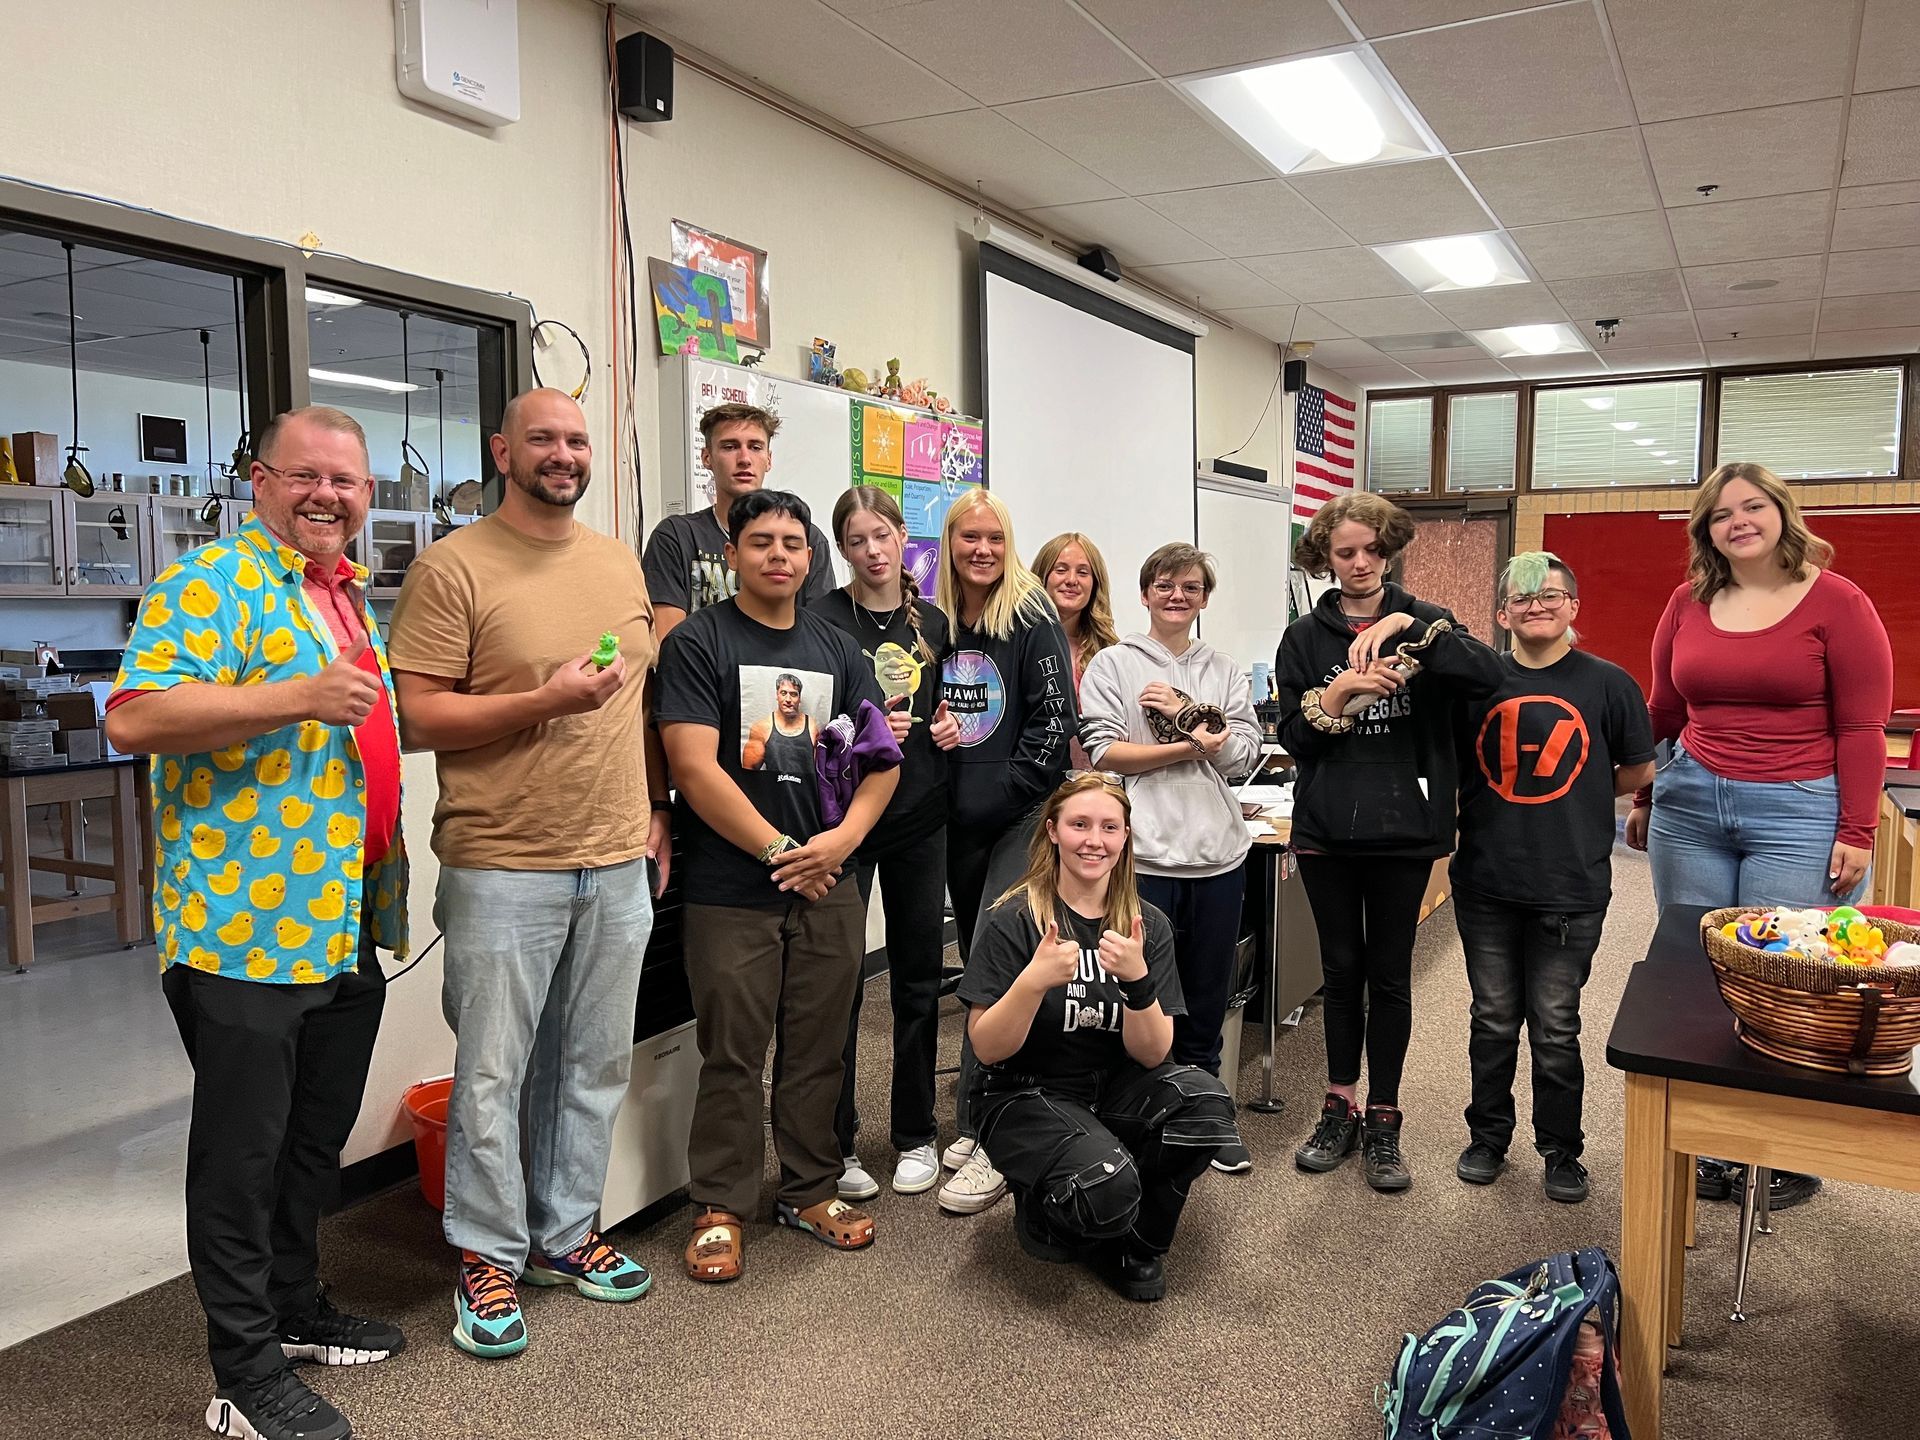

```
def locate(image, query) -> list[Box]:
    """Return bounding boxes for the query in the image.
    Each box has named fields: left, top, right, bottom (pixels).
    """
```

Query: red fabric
left=1646, top=572, right=1892, bottom=850
left=301, top=558, right=400, bottom=865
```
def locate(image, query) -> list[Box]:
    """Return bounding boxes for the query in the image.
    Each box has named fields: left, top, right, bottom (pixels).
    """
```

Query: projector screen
left=980, top=244, right=1197, bottom=637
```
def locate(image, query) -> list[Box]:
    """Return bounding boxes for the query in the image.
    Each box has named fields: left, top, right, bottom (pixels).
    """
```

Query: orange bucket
left=401, top=1076, right=453, bottom=1210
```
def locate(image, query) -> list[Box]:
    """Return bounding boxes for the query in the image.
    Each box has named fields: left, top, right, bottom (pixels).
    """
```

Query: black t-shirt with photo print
left=641, top=508, right=839, bottom=615
left=957, top=898, right=1184, bottom=1081
left=656, top=597, right=883, bottom=907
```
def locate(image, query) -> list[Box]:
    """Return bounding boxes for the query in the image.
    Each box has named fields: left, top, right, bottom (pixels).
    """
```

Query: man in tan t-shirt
left=387, top=388, right=668, bottom=1361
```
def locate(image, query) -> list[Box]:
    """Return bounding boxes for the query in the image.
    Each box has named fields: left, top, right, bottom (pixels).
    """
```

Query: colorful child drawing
left=650, top=258, right=740, bottom=361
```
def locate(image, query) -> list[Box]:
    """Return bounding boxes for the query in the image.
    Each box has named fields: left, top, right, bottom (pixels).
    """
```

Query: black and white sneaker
left=1210, top=1139, right=1253, bottom=1174
left=205, top=1367, right=351, bottom=1439
left=279, top=1287, right=405, bottom=1367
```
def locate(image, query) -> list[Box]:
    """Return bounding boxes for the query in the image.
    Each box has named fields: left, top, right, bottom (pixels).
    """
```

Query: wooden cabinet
left=149, top=495, right=223, bottom=571
left=0, top=489, right=66, bottom=596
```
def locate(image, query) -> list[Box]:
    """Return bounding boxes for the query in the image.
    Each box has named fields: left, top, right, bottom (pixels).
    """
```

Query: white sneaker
left=838, top=1156, right=881, bottom=1201
left=892, top=1144, right=940, bottom=1194
left=940, top=1135, right=977, bottom=1171
left=937, top=1145, right=1007, bottom=1215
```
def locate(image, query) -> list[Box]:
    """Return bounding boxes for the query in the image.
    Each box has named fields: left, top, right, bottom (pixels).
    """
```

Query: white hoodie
left=1078, top=632, right=1263, bottom=879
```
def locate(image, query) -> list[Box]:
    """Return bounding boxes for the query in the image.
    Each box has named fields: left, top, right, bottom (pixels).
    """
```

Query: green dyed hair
left=1501, top=550, right=1577, bottom=599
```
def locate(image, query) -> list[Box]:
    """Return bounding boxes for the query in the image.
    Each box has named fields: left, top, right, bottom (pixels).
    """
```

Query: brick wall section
left=1515, top=479, right=1920, bottom=553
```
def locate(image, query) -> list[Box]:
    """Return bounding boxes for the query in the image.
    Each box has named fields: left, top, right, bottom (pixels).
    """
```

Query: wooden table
left=1871, top=782, right=1920, bottom=909
left=0, top=757, right=150, bottom=972
left=1605, top=906, right=1920, bottom=1438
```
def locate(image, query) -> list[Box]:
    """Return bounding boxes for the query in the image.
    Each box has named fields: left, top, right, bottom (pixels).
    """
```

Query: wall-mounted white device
left=395, top=0, right=521, bottom=128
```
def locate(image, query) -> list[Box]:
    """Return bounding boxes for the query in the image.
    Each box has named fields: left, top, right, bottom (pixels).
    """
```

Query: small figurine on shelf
left=899, top=377, right=931, bottom=408
left=840, top=366, right=871, bottom=395
left=809, top=337, right=842, bottom=388
left=878, top=357, right=903, bottom=400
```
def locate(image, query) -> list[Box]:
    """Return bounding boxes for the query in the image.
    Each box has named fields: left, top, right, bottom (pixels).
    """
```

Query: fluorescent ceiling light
left=308, top=366, right=419, bottom=393
left=1465, top=322, right=1588, bottom=359
left=304, top=287, right=363, bottom=308
left=1180, top=49, right=1437, bottom=175
left=1581, top=395, right=1615, bottom=411
left=1374, top=232, right=1529, bottom=293
left=1611, top=421, right=1639, bottom=431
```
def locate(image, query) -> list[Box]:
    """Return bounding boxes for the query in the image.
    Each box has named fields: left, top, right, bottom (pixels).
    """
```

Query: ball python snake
left=1338, top=617, right=1454, bottom=716
left=1145, top=688, right=1229, bottom=750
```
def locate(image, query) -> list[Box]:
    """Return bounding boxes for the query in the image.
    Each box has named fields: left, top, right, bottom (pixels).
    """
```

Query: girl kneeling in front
left=956, top=773, right=1240, bottom=1301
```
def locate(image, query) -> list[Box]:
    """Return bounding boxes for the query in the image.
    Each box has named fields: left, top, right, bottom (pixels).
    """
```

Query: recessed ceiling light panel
left=1374, top=232, right=1530, bottom=293
left=1180, top=49, right=1437, bottom=175
left=1465, top=322, right=1588, bottom=358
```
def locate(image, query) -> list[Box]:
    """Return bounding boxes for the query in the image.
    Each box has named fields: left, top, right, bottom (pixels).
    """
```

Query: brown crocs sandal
left=685, top=1210, right=744, bottom=1283
left=775, top=1196, right=875, bottom=1250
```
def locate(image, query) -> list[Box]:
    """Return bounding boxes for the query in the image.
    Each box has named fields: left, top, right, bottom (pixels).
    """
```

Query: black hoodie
left=1274, top=583, right=1502, bottom=858
left=943, top=602, right=1078, bottom=836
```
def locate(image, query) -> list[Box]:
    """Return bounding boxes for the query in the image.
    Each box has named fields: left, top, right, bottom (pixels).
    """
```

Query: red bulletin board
left=1542, top=508, right=1919, bottom=711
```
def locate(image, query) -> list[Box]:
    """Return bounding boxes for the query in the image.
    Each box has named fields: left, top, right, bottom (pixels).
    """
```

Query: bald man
left=388, top=389, right=669, bottom=1359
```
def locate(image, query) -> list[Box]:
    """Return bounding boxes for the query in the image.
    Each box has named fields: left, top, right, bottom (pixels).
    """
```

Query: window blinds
left=1717, top=367, right=1902, bottom=479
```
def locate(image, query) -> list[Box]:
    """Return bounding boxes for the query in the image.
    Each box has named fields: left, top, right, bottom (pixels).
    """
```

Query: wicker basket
left=1700, top=908, right=1920, bottom=1076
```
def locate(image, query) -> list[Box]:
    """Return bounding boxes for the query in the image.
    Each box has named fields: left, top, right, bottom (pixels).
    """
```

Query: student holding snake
left=1079, top=543, right=1263, bottom=1174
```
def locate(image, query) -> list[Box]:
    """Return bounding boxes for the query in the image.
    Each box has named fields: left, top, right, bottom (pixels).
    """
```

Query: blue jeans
left=437, top=859, right=654, bottom=1271
left=1649, top=745, right=1865, bottom=909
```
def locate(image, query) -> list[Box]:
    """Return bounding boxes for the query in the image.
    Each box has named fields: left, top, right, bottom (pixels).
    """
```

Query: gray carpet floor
left=4, top=840, right=1917, bottom=1438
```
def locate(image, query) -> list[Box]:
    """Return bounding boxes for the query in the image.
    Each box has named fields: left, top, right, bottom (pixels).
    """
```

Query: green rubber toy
left=591, top=632, right=620, bottom=670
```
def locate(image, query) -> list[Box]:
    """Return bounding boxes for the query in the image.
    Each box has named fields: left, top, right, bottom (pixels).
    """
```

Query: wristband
left=651, top=799, right=674, bottom=813
left=758, top=835, right=796, bottom=866
left=1119, top=975, right=1157, bottom=1011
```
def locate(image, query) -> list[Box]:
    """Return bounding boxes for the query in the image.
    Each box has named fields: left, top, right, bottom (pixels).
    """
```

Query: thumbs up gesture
left=1097, top=915, right=1148, bottom=983
left=929, top=698, right=961, bottom=751
left=302, top=631, right=382, bottom=727
left=1021, top=918, right=1081, bottom=994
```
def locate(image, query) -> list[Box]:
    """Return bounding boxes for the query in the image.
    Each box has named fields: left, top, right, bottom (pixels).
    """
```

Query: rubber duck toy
left=592, top=633, right=620, bottom=671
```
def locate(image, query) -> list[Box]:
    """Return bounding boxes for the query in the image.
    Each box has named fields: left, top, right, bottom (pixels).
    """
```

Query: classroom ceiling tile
left=1813, top=327, right=1919, bottom=358
left=1301, top=338, right=1395, bottom=368
left=1509, top=213, right=1675, bottom=281
left=854, top=0, right=1148, bottom=106
left=1344, top=367, right=1428, bottom=391
left=1841, top=182, right=1920, bottom=209
left=1822, top=246, right=1920, bottom=296
left=1427, top=282, right=1570, bottom=330
left=1706, top=336, right=1813, bottom=366
left=1286, top=160, right=1490, bottom=245
left=860, top=109, right=1120, bottom=209
left=1831, top=203, right=1920, bottom=251
left=1021, top=197, right=1218, bottom=265
left=1340, top=0, right=1539, bottom=38
left=1456, top=131, right=1655, bottom=227
left=1131, top=259, right=1294, bottom=309
left=1684, top=255, right=1825, bottom=308
left=1407, top=356, right=1516, bottom=383
left=1376, top=331, right=1483, bottom=355
left=1373, top=6, right=1632, bottom=152
left=1691, top=302, right=1819, bottom=339
left=1240, top=247, right=1412, bottom=302
left=1140, top=181, right=1349, bottom=258
left=1602, top=344, right=1706, bottom=371
left=1641, top=101, right=1844, bottom=207
left=1292, top=307, right=1355, bottom=341
left=1548, top=270, right=1689, bottom=319
left=998, top=83, right=1271, bottom=193
left=1071, top=0, right=1351, bottom=75
left=1309, top=294, right=1451, bottom=336
left=639, top=0, right=973, bottom=127
left=1818, top=292, right=1920, bottom=329
left=1843, top=89, right=1920, bottom=187
left=1664, top=193, right=1832, bottom=267
left=1218, top=305, right=1307, bottom=344
left=1856, top=0, right=1920, bottom=93
left=1502, top=351, right=1608, bottom=379
left=1593, top=313, right=1698, bottom=347
left=1606, top=0, right=1854, bottom=124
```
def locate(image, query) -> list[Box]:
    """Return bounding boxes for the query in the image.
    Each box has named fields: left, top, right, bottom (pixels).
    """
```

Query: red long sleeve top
left=1644, top=572, right=1892, bottom=850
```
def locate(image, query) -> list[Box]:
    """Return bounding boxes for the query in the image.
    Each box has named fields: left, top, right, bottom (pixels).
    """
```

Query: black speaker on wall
left=616, top=31, right=675, bottom=122
left=1283, top=358, right=1306, bottom=393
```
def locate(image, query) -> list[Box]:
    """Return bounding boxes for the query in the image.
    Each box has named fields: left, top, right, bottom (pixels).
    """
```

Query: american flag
left=1292, top=381, right=1356, bottom=530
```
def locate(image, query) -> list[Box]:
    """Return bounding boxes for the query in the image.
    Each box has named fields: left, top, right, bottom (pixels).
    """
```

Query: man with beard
left=642, top=401, right=837, bottom=638
left=388, top=388, right=670, bottom=1359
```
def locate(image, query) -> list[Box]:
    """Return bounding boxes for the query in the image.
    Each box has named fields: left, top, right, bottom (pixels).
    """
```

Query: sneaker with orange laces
left=524, top=1230, right=652, bottom=1302
left=453, top=1252, right=527, bottom=1359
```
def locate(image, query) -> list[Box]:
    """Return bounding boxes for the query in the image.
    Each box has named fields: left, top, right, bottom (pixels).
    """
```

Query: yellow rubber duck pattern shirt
left=114, top=514, right=410, bottom=984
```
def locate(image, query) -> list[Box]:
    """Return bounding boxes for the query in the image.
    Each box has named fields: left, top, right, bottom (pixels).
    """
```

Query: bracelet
left=1119, top=975, right=1157, bottom=1011
left=1300, top=687, right=1356, bottom=735
left=651, top=799, right=674, bottom=813
left=758, top=835, right=796, bottom=866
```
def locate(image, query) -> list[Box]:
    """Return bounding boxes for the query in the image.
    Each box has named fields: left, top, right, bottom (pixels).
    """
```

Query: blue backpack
left=1379, top=1246, right=1631, bottom=1439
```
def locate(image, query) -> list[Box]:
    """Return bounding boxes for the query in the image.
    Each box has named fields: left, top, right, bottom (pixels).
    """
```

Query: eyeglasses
left=1502, top=588, right=1572, bottom=613
left=1148, top=581, right=1207, bottom=599
left=1065, top=770, right=1126, bottom=790
left=257, top=462, right=370, bottom=496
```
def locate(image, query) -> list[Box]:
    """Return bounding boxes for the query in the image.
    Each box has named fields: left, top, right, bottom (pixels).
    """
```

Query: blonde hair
left=1031, top=532, right=1119, bottom=670
left=831, top=485, right=937, bottom=668
left=1292, top=492, right=1415, bottom=577
left=995, top=773, right=1141, bottom=938
left=1688, top=462, right=1832, bottom=603
left=936, top=487, right=1055, bottom=641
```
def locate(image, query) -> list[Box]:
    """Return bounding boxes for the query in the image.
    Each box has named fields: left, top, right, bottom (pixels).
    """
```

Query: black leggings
left=1295, top=853, right=1434, bottom=1108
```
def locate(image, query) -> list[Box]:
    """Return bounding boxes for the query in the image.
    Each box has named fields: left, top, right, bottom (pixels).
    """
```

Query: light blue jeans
left=1649, top=744, right=1866, bottom=910
left=437, top=858, right=653, bottom=1271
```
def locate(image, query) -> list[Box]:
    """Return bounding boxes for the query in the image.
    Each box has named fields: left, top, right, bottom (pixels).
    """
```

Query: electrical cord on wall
left=1216, top=306, right=1300, bottom=465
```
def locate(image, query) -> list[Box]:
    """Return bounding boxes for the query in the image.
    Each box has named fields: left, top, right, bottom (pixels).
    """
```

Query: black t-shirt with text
left=656, top=598, right=883, bottom=907
left=640, top=508, right=838, bottom=615
left=1452, top=648, right=1654, bottom=912
left=957, top=898, right=1184, bottom=1080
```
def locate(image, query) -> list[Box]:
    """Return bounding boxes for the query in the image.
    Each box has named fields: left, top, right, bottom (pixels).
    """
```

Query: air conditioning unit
left=394, top=0, right=521, bottom=128
left=601, top=1021, right=701, bottom=1225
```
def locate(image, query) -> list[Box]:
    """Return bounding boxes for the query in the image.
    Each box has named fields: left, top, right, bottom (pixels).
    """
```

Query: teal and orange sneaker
left=453, top=1253, right=527, bottom=1359
left=523, top=1231, right=653, bottom=1303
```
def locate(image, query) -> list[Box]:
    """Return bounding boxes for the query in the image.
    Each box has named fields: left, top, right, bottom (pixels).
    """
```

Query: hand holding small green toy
left=591, top=632, right=620, bottom=670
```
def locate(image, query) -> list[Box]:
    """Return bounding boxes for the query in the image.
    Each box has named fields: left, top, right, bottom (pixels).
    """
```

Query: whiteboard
left=1197, top=473, right=1293, bottom=681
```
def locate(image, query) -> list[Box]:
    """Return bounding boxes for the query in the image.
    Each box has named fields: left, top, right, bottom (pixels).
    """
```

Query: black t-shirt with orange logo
left=1453, top=649, right=1654, bottom=912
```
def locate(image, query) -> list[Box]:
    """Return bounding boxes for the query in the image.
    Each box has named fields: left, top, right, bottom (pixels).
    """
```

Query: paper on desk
left=1239, top=784, right=1292, bottom=812
left=1244, top=819, right=1276, bottom=837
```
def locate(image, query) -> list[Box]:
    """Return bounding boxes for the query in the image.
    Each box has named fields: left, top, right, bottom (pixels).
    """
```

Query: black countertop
left=0, top=755, right=141, bottom=780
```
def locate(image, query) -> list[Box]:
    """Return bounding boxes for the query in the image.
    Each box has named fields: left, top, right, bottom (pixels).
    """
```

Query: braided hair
left=831, top=485, right=937, bottom=668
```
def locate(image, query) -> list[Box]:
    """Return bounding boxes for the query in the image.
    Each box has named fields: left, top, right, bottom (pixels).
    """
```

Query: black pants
left=1138, top=867, right=1248, bottom=1077
left=163, top=946, right=386, bottom=1387
left=1453, top=889, right=1602, bottom=1160
left=1296, top=853, right=1433, bottom=1107
left=947, top=808, right=1040, bottom=1138
left=974, top=1060, right=1237, bottom=1256
left=836, top=825, right=948, bottom=1153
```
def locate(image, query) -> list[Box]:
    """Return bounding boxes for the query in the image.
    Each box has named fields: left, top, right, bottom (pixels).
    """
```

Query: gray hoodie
left=1078, top=632, right=1263, bottom=879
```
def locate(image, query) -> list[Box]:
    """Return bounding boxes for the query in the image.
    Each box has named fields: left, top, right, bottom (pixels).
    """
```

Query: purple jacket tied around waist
left=815, top=699, right=904, bottom=826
